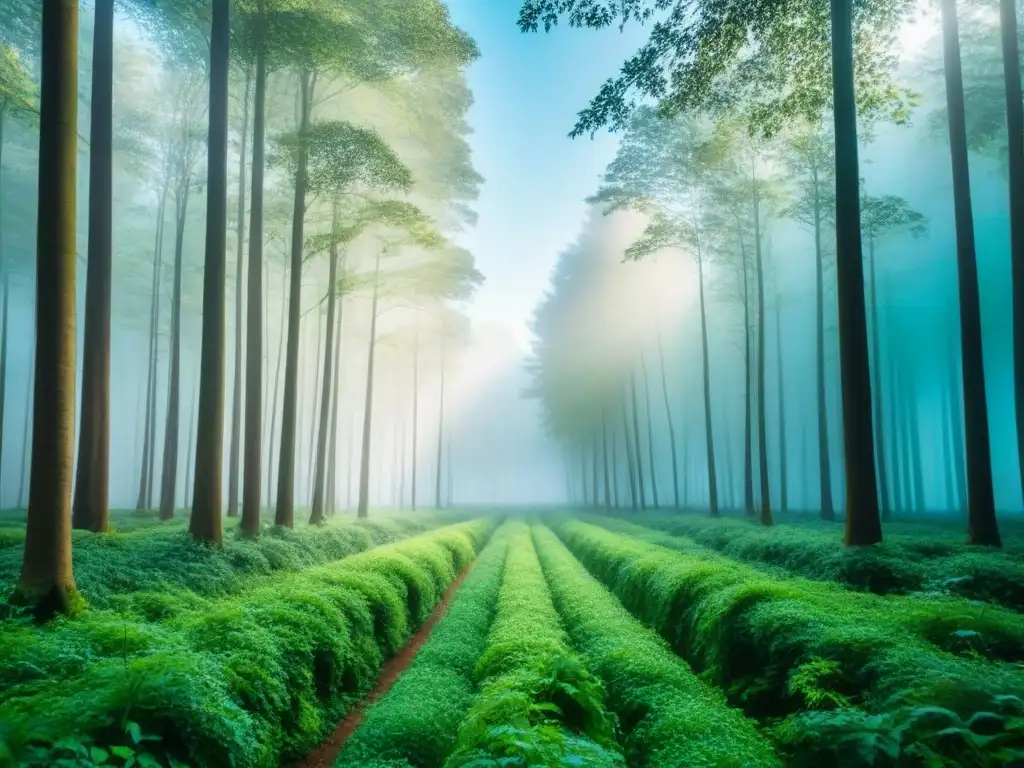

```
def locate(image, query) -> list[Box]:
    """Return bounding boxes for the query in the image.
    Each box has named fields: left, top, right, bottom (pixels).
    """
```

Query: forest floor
left=1, top=508, right=1023, bottom=767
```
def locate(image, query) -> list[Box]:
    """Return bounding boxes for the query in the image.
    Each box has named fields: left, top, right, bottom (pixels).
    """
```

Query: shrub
left=445, top=522, right=624, bottom=768
left=335, top=523, right=512, bottom=767
left=552, top=519, right=1024, bottom=766
left=0, top=519, right=494, bottom=768
left=530, top=524, right=780, bottom=767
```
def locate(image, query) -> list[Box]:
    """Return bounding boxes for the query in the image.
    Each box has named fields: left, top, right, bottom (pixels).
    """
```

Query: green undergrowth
left=592, top=515, right=1024, bottom=663
left=554, top=519, right=1024, bottom=767
left=445, top=522, right=624, bottom=768
left=0, top=512, right=463, bottom=610
left=608, top=511, right=1024, bottom=610
left=0, top=519, right=495, bottom=768
left=530, top=523, right=781, bottom=767
left=334, top=523, right=513, bottom=768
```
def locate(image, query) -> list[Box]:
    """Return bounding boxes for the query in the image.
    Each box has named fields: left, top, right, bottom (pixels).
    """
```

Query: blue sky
left=443, top=0, right=648, bottom=350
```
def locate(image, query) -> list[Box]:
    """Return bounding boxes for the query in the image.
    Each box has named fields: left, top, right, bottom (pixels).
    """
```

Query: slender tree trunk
left=941, top=0, right=1001, bottom=546
left=813, top=175, right=835, bottom=521
left=640, top=353, right=659, bottom=508
left=896, top=357, right=914, bottom=512
left=267, top=262, right=287, bottom=507
left=775, top=292, right=788, bottom=513
left=137, top=190, right=166, bottom=511
left=611, top=416, right=621, bottom=507
left=241, top=7, right=266, bottom=537
left=184, top=373, right=198, bottom=508
left=411, top=327, right=419, bottom=510
left=1002, top=0, right=1024, bottom=511
left=630, top=369, right=646, bottom=509
left=868, top=235, right=891, bottom=517
left=753, top=172, right=772, bottom=526
left=346, top=423, right=354, bottom=511
left=621, top=390, right=638, bottom=509
left=228, top=66, right=253, bottom=520
left=13, top=0, right=79, bottom=616
left=831, top=0, right=882, bottom=546
left=275, top=68, right=314, bottom=528
left=0, top=275, right=7, bottom=504
left=947, top=318, right=968, bottom=511
left=18, top=317, right=35, bottom=510
left=723, top=411, right=736, bottom=510
left=434, top=347, right=445, bottom=509
left=398, top=416, right=407, bottom=508
left=906, top=362, right=925, bottom=513
left=72, top=0, right=113, bottom=533
left=446, top=429, right=453, bottom=507
left=310, top=208, right=340, bottom=524
left=697, top=257, right=719, bottom=515
left=941, top=369, right=956, bottom=511
left=591, top=433, right=600, bottom=506
left=742, top=248, right=754, bottom=516
left=601, top=408, right=612, bottom=507
left=326, top=298, right=343, bottom=517
left=306, top=308, right=323, bottom=505
left=145, top=206, right=165, bottom=511
left=357, top=247, right=382, bottom=518
left=656, top=333, right=680, bottom=507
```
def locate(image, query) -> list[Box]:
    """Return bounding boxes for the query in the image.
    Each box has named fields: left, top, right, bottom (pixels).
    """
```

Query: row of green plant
left=529, top=523, right=781, bottom=767
left=605, top=511, right=1024, bottom=610
left=334, top=522, right=513, bottom=767
left=0, top=512, right=462, bottom=610
left=0, top=519, right=495, bottom=768
left=444, top=522, right=624, bottom=767
left=553, top=519, right=1024, bottom=767
left=592, top=515, right=1024, bottom=658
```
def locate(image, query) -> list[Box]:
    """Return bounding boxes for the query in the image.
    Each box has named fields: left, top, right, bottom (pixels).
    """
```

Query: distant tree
left=11, top=0, right=79, bottom=619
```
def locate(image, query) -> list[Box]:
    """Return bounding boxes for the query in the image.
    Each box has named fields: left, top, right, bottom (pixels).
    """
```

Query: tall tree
left=656, top=332, right=680, bottom=507
left=12, top=0, right=79, bottom=618
left=72, top=0, right=114, bottom=533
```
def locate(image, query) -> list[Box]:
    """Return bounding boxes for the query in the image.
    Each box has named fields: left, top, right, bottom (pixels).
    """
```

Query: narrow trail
left=289, top=563, right=475, bottom=768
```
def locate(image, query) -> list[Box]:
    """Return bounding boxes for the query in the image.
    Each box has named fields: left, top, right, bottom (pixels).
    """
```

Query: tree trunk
left=941, top=367, right=957, bottom=511
left=241, top=6, right=266, bottom=537
left=1002, top=0, right=1024, bottom=512
left=630, top=368, right=646, bottom=509
left=136, top=189, right=166, bottom=511
left=723, top=411, right=736, bottom=510
left=411, top=327, right=419, bottom=510
left=868, top=235, right=891, bottom=517
left=18, top=318, right=34, bottom=510
left=611, top=415, right=621, bottom=507
left=158, top=176, right=190, bottom=521
left=184, top=373, right=198, bottom=508
left=621, top=390, right=638, bottom=509
left=189, top=0, right=230, bottom=544
left=274, top=68, right=314, bottom=528
left=446, top=429, right=453, bottom=507
left=812, top=171, right=835, bottom=521
left=697, top=257, right=719, bottom=515
left=434, top=347, right=445, bottom=509
left=346, top=422, right=354, bottom=511
left=267, top=262, right=287, bottom=507
left=656, top=333, right=680, bottom=507
left=601, top=408, right=612, bottom=507
left=775, top=292, right=788, bottom=513
left=896, top=356, right=914, bottom=512
left=326, top=298, right=343, bottom=517
left=941, top=0, right=1001, bottom=546
left=742, top=246, right=754, bottom=516
left=831, top=0, right=882, bottom=546
left=357, top=247, right=382, bottom=518
left=228, top=66, right=253, bottom=520
left=310, top=208, right=340, bottom=524
left=947, top=317, right=968, bottom=511
left=753, top=170, right=772, bottom=526
left=640, top=353, right=659, bottom=508
left=306, top=308, right=323, bottom=505
left=12, top=0, right=79, bottom=617
left=906, top=362, right=925, bottom=512
left=72, top=0, right=113, bottom=533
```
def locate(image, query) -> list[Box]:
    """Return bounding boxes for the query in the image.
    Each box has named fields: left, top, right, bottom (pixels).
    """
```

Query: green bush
left=0, top=512, right=463, bottom=610
left=604, top=511, right=1024, bottom=610
left=0, top=519, right=494, bottom=768
left=335, top=523, right=512, bottom=767
left=553, top=519, right=1024, bottom=766
left=530, top=524, right=780, bottom=767
left=445, top=522, right=624, bottom=768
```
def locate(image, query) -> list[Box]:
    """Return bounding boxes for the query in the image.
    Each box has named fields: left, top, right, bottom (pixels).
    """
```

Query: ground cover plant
left=0, top=519, right=495, bottom=768
left=530, top=523, right=781, bottom=767
left=334, top=521, right=513, bottom=767
left=444, top=522, right=625, bottom=767
left=552, top=518, right=1024, bottom=766
left=603, top=511, right=1024, bottom=610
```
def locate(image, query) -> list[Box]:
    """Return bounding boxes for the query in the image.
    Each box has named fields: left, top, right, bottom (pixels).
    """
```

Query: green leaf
left=90, top=746, right=111, bottom=764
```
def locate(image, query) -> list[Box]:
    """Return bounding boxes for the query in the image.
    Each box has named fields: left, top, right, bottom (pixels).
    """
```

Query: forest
left=1, top=0, right=1023, bottom=766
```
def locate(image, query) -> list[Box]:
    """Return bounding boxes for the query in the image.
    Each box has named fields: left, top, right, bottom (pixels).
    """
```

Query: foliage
left=335, top=524, right=511, bottom=767
left=445, top=523, right=623, bottom=767
left=0, top=520, right=495, bottom=767
left=0, top=43, right=37, bottom=126
left=530, top=524, right=780, bottom=767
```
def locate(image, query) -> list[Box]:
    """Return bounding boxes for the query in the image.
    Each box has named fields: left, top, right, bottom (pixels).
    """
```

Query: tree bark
left=274, top=68, right=313, bottom=528
left=831, top=0, right=882, bottom=545
left=941, top=0, right=1001, bottom=546
left=697, top=257, right=719, bottom=515
left=72, top=0, right=113, bottom=533
left=241, top=4, right=266, bottom=537
left=357, top=246, right=382, bottom=518
left=310, top=207, right=340, bottom=524
left=13, top=0, right=79, bottom=618
left=1002, top=0, right=1024, bottom=511
left=656, top=333, right=680, bottom=507
left=228, top=66, right=253, bottom=519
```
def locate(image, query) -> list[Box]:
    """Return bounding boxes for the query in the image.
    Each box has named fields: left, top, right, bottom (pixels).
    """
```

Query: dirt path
left=290, top=563, right=475, bottom=768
